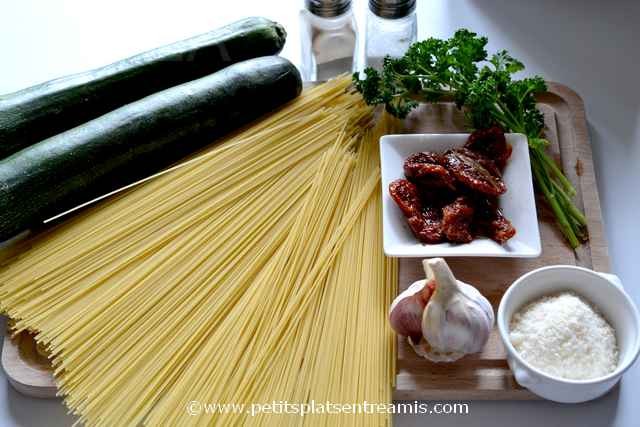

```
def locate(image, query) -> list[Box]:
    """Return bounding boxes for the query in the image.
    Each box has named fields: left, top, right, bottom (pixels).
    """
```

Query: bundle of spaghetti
left=237, top=122, right=397, bottom=427
left=144, top=117, right=396, bottom=427
left=0, top=75, right=397, bottom=426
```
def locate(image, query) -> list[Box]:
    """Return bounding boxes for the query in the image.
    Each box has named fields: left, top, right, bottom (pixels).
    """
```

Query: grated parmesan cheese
left=509, top=291, right=618, bottom=380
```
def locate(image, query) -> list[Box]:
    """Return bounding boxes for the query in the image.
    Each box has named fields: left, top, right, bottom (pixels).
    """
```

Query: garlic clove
left=389, top=279, right=435, bottom=343
left=419, top=258, right=495, bottom=362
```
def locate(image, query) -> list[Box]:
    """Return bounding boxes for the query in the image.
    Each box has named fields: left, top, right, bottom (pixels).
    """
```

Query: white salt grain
left=509, top=291, right=618, bottom=380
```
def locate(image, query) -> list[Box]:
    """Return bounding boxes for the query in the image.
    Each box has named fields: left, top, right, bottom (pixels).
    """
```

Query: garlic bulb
left=388, top=258, right=494, bottom=362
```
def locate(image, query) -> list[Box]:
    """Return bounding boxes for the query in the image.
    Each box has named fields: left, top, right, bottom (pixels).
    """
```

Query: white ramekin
left=497, top=265, right=640, bottom=403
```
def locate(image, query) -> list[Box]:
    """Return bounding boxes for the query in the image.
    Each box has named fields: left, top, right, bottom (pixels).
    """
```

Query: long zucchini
left=0, top=56, right=302, bottom=240
left=0, top=17, right=286, bottom=158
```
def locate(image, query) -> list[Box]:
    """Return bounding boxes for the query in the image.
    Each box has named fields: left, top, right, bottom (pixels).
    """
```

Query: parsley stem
left=531, top=150, right=579, bottom=248
left=536, top=148, right=576, bottom=196
left=494, top=100, right=523, bottom=132
left=550, top=179, right=587, bottom=226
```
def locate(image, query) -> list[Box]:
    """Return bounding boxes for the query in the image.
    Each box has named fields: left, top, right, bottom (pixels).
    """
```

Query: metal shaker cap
left=305, top=0, right=352, bottom=18
left=369, top=0, right=416, bottom=19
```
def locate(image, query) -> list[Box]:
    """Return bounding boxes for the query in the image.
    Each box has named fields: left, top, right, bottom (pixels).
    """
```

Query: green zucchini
left=0, top=56, right=302, bottom=240
left=0, top=17, right=286, bottom=158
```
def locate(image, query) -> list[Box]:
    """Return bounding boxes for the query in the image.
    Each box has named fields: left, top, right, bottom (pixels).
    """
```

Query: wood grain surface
left=1, top=331, right=56, bottom=398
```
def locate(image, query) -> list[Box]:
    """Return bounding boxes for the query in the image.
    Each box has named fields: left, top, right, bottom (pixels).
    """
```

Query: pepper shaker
left=365, top=0, right=417, bottom=70
left=300, top=0, right=358, bottom=81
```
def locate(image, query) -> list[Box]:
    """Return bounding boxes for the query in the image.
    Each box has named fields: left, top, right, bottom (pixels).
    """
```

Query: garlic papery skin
left=419, top=258, right=495, bottom=362
left=389, top=279, right=435, bottom=343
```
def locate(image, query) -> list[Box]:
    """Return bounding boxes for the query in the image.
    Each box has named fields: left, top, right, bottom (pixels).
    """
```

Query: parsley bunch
left=353, top=29, right=588, bottom=248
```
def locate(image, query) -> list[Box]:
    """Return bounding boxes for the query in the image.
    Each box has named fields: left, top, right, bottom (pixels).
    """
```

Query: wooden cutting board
left=394, top=82, right=609, bottom=400
left=1, top=330, right=57, bottom=398
left=1, top=82, right=607, bottom=400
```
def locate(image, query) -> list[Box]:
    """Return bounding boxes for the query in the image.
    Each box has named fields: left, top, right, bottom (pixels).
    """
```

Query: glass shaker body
left=300, top=7, right=357, bottom=81
left=365, top=7, right=417, bottom=70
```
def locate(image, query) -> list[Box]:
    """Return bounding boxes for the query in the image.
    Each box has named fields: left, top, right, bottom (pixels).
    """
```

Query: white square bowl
left=380, top=133, right=541, bottom=258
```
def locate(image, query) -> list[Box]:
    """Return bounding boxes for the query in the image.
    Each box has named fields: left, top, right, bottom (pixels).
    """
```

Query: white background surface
left=1, top=0, right=639, bottom=425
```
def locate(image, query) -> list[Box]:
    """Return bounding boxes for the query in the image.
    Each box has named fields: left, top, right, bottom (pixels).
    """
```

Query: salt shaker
left=365, top=0, right=417, bottom=70
left=300, top=0, right=357, bottom=81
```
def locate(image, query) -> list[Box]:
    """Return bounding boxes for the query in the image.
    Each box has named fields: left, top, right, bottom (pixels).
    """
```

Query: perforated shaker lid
left=305, top=0, right=352, bottom=18
left=369, top=0, right=416, bottom=19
